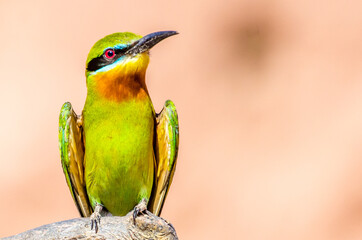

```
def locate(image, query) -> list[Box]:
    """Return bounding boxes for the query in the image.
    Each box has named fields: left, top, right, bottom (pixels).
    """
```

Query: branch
left=4, top=210, right=178, bottom=240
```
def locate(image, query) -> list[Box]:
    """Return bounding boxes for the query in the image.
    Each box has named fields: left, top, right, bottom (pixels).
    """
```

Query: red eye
left=104, top=49, right=115, bottom=59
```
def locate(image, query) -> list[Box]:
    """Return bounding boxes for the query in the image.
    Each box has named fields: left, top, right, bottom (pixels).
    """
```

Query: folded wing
left=59, top=102, right=92, bottom=217
left=149, top=100, right=179, bottom=216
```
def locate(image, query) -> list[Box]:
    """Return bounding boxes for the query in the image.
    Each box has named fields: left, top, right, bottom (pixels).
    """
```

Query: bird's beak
left=126, top=31, right=178, bottom=56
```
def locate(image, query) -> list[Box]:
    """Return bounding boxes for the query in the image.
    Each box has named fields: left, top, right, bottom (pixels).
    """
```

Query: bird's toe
left=132, top=198, right=148, bottom=225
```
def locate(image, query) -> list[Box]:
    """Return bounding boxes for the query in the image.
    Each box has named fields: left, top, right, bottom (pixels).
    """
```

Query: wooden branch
left=3, top=210, right=178, bottom=240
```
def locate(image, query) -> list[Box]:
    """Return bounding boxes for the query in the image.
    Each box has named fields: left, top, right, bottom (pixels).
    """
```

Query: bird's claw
left=133, top=198, right=148, bottom=225
left=90, top=204, right=103, bottom=233
left=90, top=211, right=101, bottom=233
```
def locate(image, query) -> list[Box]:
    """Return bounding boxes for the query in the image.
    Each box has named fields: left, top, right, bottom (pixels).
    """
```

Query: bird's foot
left=133, top=198, right=148, bottom=225
left=90, top=203, right=103, bottom=233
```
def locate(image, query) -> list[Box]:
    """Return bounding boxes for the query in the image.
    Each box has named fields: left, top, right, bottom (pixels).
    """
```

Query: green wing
left=149, top=100, right=179, bottom=216
left=59, top=102, right=92, bottom=217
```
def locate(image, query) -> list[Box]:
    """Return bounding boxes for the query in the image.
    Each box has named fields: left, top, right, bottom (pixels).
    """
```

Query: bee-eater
left=58, top=31, right=179, bottom=232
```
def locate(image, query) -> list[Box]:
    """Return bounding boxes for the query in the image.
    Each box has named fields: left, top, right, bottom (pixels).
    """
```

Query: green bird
left=58, top=31, right=179, bottom=232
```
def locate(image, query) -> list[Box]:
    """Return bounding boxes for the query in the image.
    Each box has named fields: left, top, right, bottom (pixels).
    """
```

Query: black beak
left=126, top=31, right=178, bottom=56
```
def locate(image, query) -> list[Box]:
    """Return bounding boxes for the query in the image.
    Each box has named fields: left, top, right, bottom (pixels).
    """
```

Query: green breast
left=83, top=96, right=155, bottom=216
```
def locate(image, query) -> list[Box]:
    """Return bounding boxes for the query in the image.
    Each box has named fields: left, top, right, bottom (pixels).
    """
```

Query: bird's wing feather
left=149, top=100, right=179, bottom=216
left=59, top=102, right=92, bottom=217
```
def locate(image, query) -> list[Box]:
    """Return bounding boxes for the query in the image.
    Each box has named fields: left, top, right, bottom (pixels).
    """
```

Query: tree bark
left=3, top=210, right=178, bottom=240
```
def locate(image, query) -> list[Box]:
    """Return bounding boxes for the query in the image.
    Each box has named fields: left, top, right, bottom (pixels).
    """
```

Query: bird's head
left=85, top=31, right=178, bottom=101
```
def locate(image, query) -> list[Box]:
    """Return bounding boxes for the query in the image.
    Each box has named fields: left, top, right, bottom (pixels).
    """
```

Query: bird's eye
left=104, top=49, right=115, bottom=59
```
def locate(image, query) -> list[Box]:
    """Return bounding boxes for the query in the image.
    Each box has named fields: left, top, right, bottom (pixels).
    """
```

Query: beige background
left=1, top=0, right=362, bottom=239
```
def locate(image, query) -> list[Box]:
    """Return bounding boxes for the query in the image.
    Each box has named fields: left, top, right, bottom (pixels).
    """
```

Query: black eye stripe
left=87, top=47, right=130, bottom=72
left=114, top=47, right=128, bottom=55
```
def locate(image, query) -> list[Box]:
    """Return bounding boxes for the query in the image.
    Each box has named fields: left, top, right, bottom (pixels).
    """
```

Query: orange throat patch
left=95, top=71, right=149, bottom=102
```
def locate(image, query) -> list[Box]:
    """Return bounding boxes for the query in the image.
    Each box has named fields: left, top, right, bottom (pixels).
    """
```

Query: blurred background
left=0, top=0, right=362, bottom=239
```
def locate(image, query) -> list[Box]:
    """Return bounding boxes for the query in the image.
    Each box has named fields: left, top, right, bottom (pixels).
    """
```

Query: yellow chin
left=105, top=52, right=149, bottom=78
left=118, top=52, right=150, bottom=75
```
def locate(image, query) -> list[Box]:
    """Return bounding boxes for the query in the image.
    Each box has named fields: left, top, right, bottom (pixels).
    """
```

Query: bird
left=58, top=31, right=179, bottom=233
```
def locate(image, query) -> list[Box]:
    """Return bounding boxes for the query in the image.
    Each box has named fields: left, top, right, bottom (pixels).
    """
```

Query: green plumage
left=83, top=96, right=155, bottom=215
left=58, top=31, right=179, bottom=221
left=59, top=103, right=76, bottom=201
